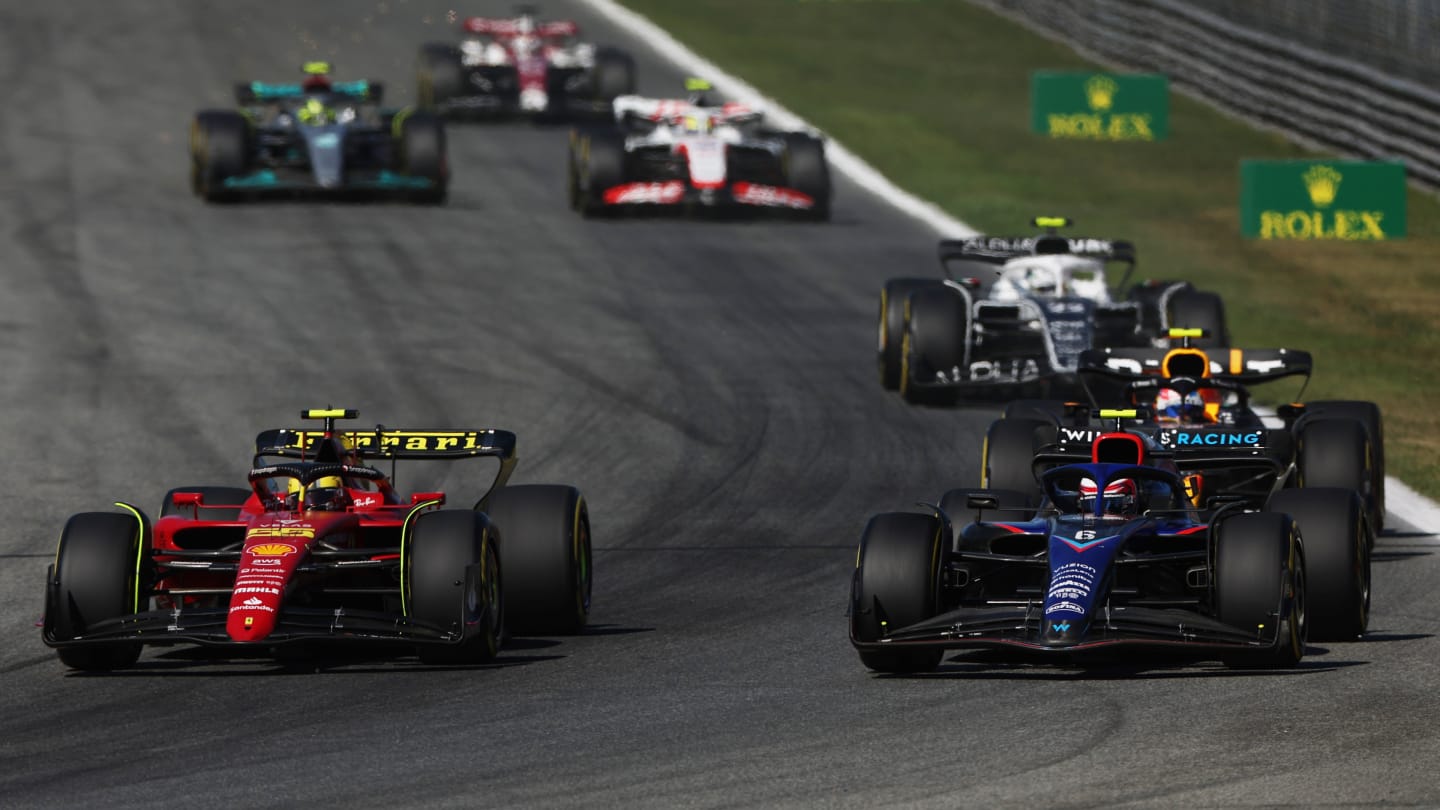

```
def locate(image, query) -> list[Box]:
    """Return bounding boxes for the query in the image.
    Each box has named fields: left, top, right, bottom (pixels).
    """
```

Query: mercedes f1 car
left=567, top=80, right=831, bottom=220
left=878, top=218, right=1228, bottom=403
left=850, top=427, right=1346, bottom=673
left=191, top=62, right=447, bottom=203
left=42, top=410, right=592, bottom=671
left=418, top=7, right=636, bottom=119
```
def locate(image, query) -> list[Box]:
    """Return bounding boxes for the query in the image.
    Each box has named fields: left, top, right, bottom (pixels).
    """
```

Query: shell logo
left=249, top=543, right=297, bottom=557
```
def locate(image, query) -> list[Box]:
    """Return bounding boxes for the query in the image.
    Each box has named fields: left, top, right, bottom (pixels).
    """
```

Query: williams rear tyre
left=571, top=129, right=625, bottom=218
left=1302, top=401, right=1385, bottom=532
left=1002, top=399, right=1069, bottom=423
left=593, top=47, right=637, bottom=101
left=190, top=110, right=249, bottom=202
left=851, top=512, right=944, bottom=673
left=484, top=485, right=592, bottom=636
left=46, top=512, right=147, bottom=671
left=1167, top=290, right=1229, bottom=347
left=1296, top=416, right=1379, bottom=537
left=417, top=43, right=464, bottom=109
left=877, top=278, right=941, bottom=391
left=409, top=510, right=502, bottom=665
left=899, top=285, right=968, bottom=406
left=782, top=133, right=831, bottom=221
left=1267, top=488, right=1369, bottom=641
left=938, top=488, right=1033, bottom=549
left=159, top=485, right=252, bottom=520
left=1215, top=511, right=1305, bottom=669
left=981, top=418, right=1054, bottom=508
left=397, top=111, right=448, bottom=204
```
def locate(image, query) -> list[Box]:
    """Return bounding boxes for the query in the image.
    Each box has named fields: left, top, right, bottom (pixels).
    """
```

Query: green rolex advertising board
left=1031, top=72, right=1169, bottom=141
left=1240, top=160, right=1406, bottom=240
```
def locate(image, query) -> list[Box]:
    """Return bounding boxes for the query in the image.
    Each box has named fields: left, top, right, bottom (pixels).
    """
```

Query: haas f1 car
left=849, top=427, right=1363, bottom=673
left=878, top=217, right=1228, bottom=403
left=418, top=8, right=636, bottom=119
left=42, top=410, right=592, bottom=671
left=568, top=80, right=831, bottom=220
left=191, top=62, right=447, bottom=203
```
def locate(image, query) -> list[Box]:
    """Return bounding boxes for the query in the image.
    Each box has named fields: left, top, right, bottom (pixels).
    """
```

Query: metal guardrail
left=971, top=0, right=1440, bottom=188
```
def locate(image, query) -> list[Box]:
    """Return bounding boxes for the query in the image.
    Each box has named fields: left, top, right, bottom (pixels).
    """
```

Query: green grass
left=620, top=0, right=1440, bottom=499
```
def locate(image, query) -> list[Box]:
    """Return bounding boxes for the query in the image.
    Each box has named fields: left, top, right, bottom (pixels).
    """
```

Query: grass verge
left=618, top=0, right=1439, bottom=499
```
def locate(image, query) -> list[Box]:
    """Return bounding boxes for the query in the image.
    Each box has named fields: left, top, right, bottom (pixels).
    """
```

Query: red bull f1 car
left=567, top=80, right=831, bottom=220
left=42, top=410, right=592, bottom=671
left=418, top=7, right=636, bottom=119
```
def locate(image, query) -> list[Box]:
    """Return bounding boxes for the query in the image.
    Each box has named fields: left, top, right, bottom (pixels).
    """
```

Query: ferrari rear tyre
left=485, top=485, right=592, bottom=635
left=1215, top=512, right=1305, bottom=669
left=878, top=278, right=940, bottom=391
left=417, top=43, right=463, bottom=108
left=409, top=510, right=501, bottom=665
left=1303, top=401, right=1385, bottom=532
left=852, top=512, right=944, bottom=673
left=782, top=133, right=831, bottom=221
left=398, top=111, right=448, bottom=204
left=159, top=486, right=252, bottom=520
left=48, top=512, right=146, bottom=671
left=981, top=418, right=1053, bottom=508
left=190, top=110, right=248, bottom=202
left=1268, top=488, right=1369, bottom=641
left=1168, top=290, right=1229, bottom=347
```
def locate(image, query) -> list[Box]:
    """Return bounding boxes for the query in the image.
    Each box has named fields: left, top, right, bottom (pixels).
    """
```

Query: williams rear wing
left=1077, top=347, right=1313, bottom=385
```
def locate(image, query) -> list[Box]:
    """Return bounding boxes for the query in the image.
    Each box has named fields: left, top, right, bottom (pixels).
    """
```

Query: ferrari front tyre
left=877, top=278, right=939, bottom=391
left=398, top=111, right=448, bottom=204
left=1215, top=511, right=1305, bottom=669
left=851, top=512, right=944, bottom=673
left=190, top=110, right=248, bottom=202
left=484, top=485, right=592, bottom=636
left=781, top=133, right=831, bottom=221
left=1167, top=290, right=1229, bottom=347
left=47, top=512, right=146, bottom=671
left=980, top=418, right=1054, bottom=508
left=417, top=43, right=463, bottom=109
left=1267, top=488, right=1369, bottom=641
left=159, top=485, right=252, bottom=520
left=1302, top=401, right=1385, bottom=532
left=409, top=510, right=501, bottom=664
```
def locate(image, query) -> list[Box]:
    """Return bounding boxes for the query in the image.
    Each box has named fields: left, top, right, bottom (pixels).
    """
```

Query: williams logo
left=1032, top=72, right=1168, bottom=141
left=1051, top=622, right=1072, bottom=633
left=1242, top=160, right=1405, bottom=240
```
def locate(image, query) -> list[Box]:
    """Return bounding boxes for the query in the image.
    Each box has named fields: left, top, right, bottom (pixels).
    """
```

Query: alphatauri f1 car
left=43, top=410, right=591, bottom=671
left=568, top=79, right=830, bottom=219
left=878, top=218, right=1228, bottom=403
left=191, top=62, right=447, bottom=203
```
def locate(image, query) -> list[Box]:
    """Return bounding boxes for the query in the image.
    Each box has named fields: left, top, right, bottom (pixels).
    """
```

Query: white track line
left=579, top=0, right=1436, bottom=535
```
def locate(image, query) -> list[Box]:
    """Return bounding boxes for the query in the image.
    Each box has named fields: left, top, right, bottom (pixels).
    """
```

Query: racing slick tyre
left=981, top=418, right=1054, bottom=508
left=158, top=486, right=252, bottom=520
left=782, top=133, right=831, bottom=221
left=190, top=110, right=248, bottom=202
left=938, top=488, right=1033, bottom=549
left=1267, top=488, right=1369, bottom=641
left=484, top=485, right=592, bottom=636
left=878, top=278, right=941, bottom=391
left=1302, top=401, right=1385, bottom=532
left=1167, top=290, right=1229, bottom=347
left=1214, top=511, right=1305, bottom=669
left=409, top=510, right=502, bottom=665
left=593, top=47, right=637, bottom=102
left=571, top=129, right=625, bottom=218
left=899, top=286, right=968, bottom=406
left=851, top=512, right=945, bottom=673
left=1295, top=417, right=1378, bottom=539
left=417, top=43, right=464, bottom=109
left=47, top=512, right=146, bottom=671
left=397, top=111, right=448, bottom=204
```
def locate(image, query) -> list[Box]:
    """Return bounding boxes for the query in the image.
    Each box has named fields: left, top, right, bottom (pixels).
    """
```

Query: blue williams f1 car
left=849, top=428, right=1333, bottom=673
left=190, top=62, right=447, bottom=204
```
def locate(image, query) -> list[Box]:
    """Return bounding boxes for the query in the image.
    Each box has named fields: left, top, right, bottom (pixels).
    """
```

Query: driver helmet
left=1155, top=387, right=1213, bottom=425
left=1078, top=477, right=1138, bottom=516
left=681, top=113, right=713, bottom=135
left=685, top=77, right=714, bottom=107
left=298, top=97, right=330, bottom=125
left=304, top=475, right=349, bottom=512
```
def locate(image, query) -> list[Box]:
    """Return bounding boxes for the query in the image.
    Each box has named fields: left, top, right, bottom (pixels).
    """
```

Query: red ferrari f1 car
left=42, top=409, right=592, bottom=671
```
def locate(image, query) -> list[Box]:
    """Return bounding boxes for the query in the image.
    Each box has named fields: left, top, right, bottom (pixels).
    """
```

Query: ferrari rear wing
left=254, top=428, right=518, bottom=461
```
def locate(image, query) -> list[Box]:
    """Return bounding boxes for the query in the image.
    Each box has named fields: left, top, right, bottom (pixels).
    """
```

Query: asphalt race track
left=1, top=2, right=1437, bottom=807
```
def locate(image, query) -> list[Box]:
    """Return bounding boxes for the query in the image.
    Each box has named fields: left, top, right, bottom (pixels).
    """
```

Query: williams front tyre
left=851, top=512, right=944, bottom=674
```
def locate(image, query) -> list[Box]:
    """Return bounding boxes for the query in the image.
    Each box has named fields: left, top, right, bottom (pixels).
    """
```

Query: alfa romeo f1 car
left=850, top=428, right=1353, bottom=673
left=191, top=62, right=447, bottom=203
left=567, top=80, right=831, bottom=219
left=42, top=410, right=592, bottom=671
left=418, top=7, right=636, bottom=119
left=878, top=218, right=1228, bottom=403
